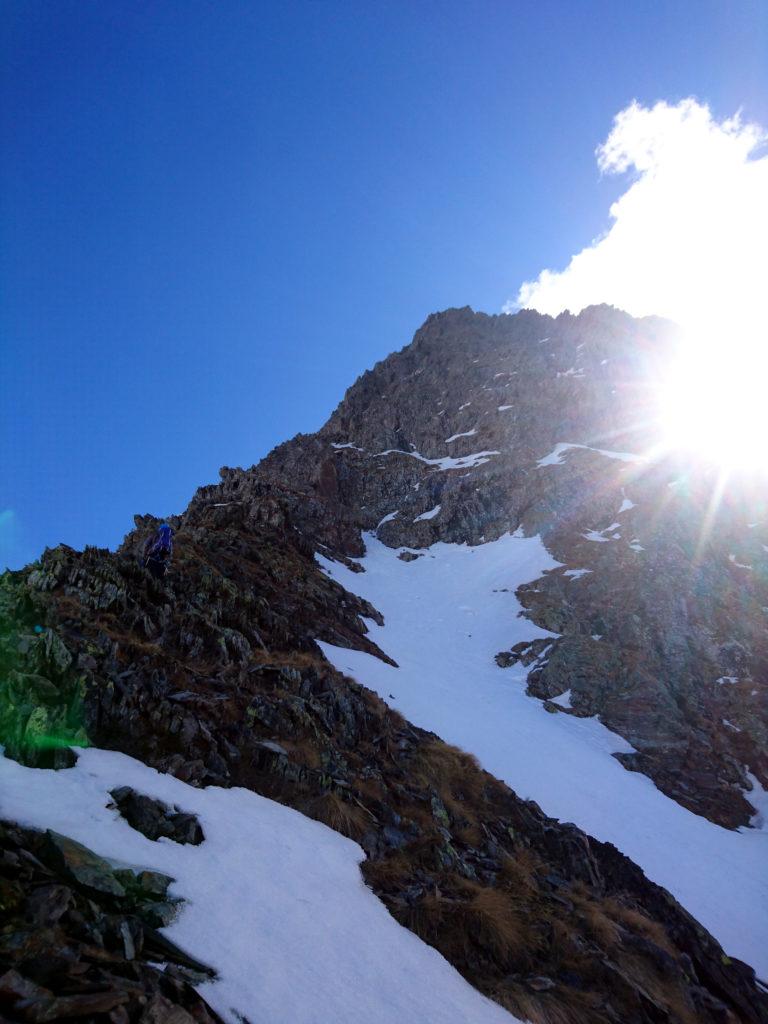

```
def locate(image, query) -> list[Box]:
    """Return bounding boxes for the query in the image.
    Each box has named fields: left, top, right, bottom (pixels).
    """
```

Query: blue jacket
left=144, top=524, right=174, bottom=563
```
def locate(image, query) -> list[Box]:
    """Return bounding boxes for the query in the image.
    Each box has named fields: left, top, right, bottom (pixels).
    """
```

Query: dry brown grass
left=454, top=821, right=483, bottom=847
left=575, top=899, right=623, bottom=949
left=257, top=650, right=326, bottom=672
left=565, top=890, right=697, bottom=1024
left=300, top=791, right=369, bottom=840
left=497, top=986, right=606, bottom=1024
left=499, top=845, right=541, bottom=894
left=545, top=916, right=582, bottom=968
left=413, top=740, right=484, bottom=798
left=407, top=739, right=491, bottom=839
left=362, top=851, right=413, bottom=890
left=607, top=901, right=676, bottom=956
left=282, top=736, right=323, bottom=770
left=402, top=880, right=534, bottom=971
left=458, top=885, right=532, bottom=966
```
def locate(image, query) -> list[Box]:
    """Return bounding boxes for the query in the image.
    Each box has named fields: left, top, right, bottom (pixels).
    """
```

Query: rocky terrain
left=2, top=304, right=768, bottom=1023
left=248, top=305, right=768, bottom=830
left=0, top=818, right=222, bottom=1024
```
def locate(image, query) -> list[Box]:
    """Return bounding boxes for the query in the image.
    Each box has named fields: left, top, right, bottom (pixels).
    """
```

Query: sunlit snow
left=583, top=524, right=621, bottom=542
left=375, top=510, right=399, bottom=531
left=371, top=449, right=500, bottom=471
left=729, top=554, right=753, bottom=570
left=317, top=533, right=768, bottom=976
left=551, top=689, right=573, bottom=708
left=536, top=442, right=644, bottom=468
left=414, top=504, right=441, bottom=522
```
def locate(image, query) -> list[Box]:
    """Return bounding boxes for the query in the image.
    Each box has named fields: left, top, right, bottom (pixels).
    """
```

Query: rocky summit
left=2, top=305, right=768, bottom=1024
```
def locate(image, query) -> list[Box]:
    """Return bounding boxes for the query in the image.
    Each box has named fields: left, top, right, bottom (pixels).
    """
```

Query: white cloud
left=508, top=99, right=768, bottom=341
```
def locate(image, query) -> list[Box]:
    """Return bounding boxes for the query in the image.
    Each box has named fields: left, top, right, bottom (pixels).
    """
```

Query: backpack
left=145, top=524, right=173, bottom=563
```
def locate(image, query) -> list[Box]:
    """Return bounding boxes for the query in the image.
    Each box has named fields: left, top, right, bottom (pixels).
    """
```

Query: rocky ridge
left=238, top=305, right=768, bottom=829
left=1, top=304, right=767, bottom=1023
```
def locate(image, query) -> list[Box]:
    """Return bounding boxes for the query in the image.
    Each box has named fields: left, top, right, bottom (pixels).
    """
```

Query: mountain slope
left=250, top=304, right=768, bottom=830
left=2, top=305, right=767, bottom=1024
left=317, top=532, right=767, bottom=977
left=2, top=748, right=518, bottom=1024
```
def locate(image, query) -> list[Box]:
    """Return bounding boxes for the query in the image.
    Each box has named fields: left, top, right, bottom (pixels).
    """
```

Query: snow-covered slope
left=0, top=748, right=520, bottom=1024
left=317, top=532, right=768, bottom=978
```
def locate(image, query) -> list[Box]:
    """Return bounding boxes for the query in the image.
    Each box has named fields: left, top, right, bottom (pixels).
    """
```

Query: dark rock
left=0, top=821, right=223, bottom=1024
left=43, top=832, right=126, bottom=898
left=23, top=884, right=73, bottom=926
left=110, top=788, right=204, bottom=846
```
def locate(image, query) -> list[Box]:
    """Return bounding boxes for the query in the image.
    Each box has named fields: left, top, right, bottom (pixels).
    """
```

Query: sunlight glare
left=658, top=327, right=768, bottom=474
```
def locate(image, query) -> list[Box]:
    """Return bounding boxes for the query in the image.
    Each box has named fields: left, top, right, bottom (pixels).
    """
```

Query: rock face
left=228, top=304, right=767, bottom=830
left=2, top=304, right=768, bottom=1023
left=0, top=820, right=219, bottom=1024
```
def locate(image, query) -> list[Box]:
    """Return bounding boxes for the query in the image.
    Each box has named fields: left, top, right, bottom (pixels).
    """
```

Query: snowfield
left=317, top=532, right=768, bottom=979
left=0, top=748, right=520, bottom=1024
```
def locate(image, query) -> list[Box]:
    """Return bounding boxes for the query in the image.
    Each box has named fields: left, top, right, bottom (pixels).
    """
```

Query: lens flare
left=656, top=327, right=768, bottom=475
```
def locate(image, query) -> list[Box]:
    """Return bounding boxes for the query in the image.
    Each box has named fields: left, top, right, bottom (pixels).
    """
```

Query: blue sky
left=3, top=1, right=767, bottom=569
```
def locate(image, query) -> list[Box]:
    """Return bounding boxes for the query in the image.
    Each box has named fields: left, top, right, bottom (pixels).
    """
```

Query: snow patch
left=371, top=449, right=500, bottom=471
left=331, top=442, right=365, bottom=451
left=583, top=524, right=621, bottom=543
left=497, top=405, right=514, bottom=412
left=375, top=511, right=399, bottom=531
left=729, top=554, right=753, bottom=570
left=551, top=690, right=573, bottom=708
left=445, top=429, right=477, bottom=443
left=618, top=496, right=636, bottom=513
left=537, top=442, right=643, bottom=468
left=745, top=773, right=768, bottom=830
left=414, top=504, right=441, bottom=522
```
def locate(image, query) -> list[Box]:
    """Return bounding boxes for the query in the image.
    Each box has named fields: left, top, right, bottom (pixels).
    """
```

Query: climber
left=143, top=523, right=174, bottom=580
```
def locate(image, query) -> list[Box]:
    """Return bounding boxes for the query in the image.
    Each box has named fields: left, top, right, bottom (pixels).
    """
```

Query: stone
left=23, top=884, right=73, bottom=926
left=110, top=788, right=204, bottom=846
left=43, top=832, right=125, bottom=897
left=0, top=822, right=223, bottom=1023
left=527, top=976, right=556, bottom=992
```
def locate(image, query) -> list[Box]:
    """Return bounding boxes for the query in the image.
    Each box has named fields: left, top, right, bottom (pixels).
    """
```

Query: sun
left=656, top=328, right=768, bottom=475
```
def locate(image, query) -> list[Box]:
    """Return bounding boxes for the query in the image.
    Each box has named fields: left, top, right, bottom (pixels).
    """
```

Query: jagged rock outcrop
left=220, top=304, right=767, bottom=830
left=2, top=304, right=768, bottom=1023
left=0, top=820, right=221, bottom=1024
